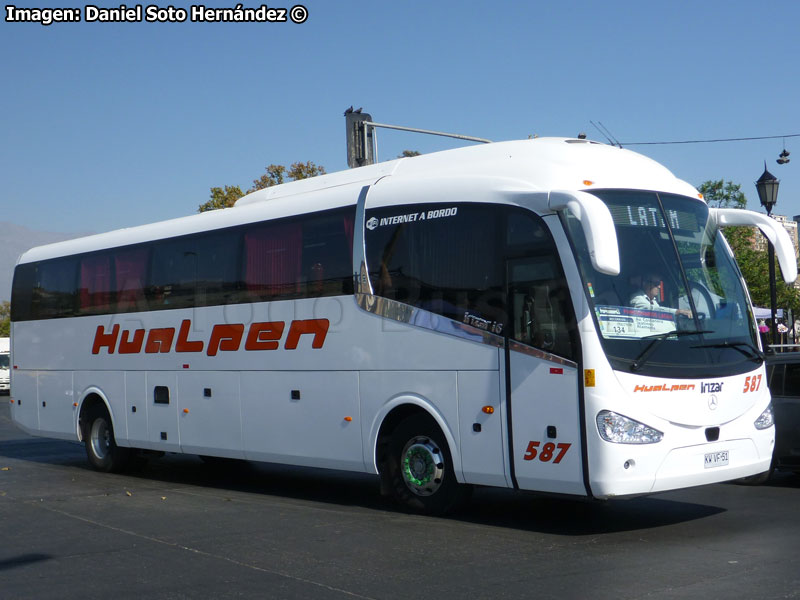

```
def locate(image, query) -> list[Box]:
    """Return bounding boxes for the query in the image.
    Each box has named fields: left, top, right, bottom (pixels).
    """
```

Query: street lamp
left=756, top=164, right=780, bottom=350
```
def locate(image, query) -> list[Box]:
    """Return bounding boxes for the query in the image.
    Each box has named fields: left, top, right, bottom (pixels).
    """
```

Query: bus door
left=503, top=244, right=585, bottom=495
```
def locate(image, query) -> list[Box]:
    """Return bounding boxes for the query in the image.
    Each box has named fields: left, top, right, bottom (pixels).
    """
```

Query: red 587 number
left=523, top=441, right=571, bottom=463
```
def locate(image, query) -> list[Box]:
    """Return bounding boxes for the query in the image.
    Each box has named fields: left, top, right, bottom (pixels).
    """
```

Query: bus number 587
left=523, top=441, right=571, bottom=463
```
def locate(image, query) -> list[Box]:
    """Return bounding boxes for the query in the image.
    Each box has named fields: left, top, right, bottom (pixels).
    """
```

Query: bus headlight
left=596, top=410, right=663, bottom=444
left=754, top=404, right=774, bottom=430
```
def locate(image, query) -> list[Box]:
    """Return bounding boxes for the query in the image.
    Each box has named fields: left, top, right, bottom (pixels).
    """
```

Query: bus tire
left=386, top=414, right=471, bottom=515
left=84, top=406, right=130, bottom=473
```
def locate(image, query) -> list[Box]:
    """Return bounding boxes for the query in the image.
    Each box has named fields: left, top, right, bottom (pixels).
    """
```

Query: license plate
left=704, top=450, right=729, bottom=468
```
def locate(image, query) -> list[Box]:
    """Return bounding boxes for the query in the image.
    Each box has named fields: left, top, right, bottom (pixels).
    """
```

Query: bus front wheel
left=83, top=406, right=130, bottom=473
left=385, top=414, right=471, bottom=515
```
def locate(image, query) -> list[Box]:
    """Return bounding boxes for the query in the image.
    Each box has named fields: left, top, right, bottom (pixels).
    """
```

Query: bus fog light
left=596, top=410, right=663, bottom=444
left=754, top=404, right=774, bottom=430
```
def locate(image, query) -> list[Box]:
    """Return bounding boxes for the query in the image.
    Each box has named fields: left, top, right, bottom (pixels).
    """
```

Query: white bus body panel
left=11, top=298, right=507, bottom=483
left=241, top=371, right=361, bottom=470
left=584, top=361, right=773, bottom=498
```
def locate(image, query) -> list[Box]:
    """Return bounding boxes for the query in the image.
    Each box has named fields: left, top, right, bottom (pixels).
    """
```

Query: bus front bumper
left=591, top=436, right=774, bottom=498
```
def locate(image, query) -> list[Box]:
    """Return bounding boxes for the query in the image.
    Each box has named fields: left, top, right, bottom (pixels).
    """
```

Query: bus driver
left=629, top=273, right=692, bottom=318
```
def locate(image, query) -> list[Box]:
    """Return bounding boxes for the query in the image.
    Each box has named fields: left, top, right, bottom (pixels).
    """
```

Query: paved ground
left=1, top=400, right=799, bottom=600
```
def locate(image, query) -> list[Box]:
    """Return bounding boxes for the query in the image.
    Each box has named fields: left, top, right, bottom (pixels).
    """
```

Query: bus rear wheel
left=385, top=414, right=470, bottom=515
left=84, top=406, right=130, bottom=473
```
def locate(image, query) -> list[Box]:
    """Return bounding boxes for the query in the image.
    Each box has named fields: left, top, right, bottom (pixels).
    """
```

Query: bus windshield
left=564, top=189, right=760, bottom=378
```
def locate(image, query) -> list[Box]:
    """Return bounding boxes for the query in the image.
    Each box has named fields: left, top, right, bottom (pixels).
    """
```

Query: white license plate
left=704, top=450, right=729, bottom=468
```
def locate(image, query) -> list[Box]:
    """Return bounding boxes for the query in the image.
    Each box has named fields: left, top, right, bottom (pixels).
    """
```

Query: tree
left=698, top=179, right=747, bottom=209
left=398, top=150, right=421, bottom=158
left=697, top=179, right=800, bottom=335
left=199, top=161, right=326, bottom=213
left=198, top=185, right=244, bottom=213
left=0, top=301, right=9, bottom=337
left=250, top=161, right=326, bottom=191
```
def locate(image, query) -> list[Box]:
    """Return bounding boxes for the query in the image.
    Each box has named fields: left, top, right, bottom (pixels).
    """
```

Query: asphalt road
left=1, top=400, right=798, bottom=600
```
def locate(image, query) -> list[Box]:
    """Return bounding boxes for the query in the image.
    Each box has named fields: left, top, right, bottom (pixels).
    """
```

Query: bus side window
left=507, top=209, right=577, bottom=361
left=78, top=253, right=113, bottom=315
left=35, top=257, right=79, bottom=319
left=115, top=246, right=151, bottom=313
left=364, top=203, right=504, bottom=326
left=148, top=239, right=199, bottom=309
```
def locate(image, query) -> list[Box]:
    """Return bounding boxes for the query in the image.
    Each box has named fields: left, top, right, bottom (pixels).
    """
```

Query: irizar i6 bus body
left=10, top=138, right=796, bottom=514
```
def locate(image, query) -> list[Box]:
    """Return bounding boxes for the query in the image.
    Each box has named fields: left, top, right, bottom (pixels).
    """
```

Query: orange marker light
left=73, top=402, right=78, bottom=407
left=344, top=416, right=353, bottom=422
left=583, top=180, right=594, bottom=186
left=183, top=408, right=190, bottom=414
left=482, top=406, right=495, bottom=414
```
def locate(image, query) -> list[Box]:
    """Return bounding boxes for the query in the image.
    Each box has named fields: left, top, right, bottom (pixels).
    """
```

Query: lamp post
left=756, top=164, right=780, bottom=349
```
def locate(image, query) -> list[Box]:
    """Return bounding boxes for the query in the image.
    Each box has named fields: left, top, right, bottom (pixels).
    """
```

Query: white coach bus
left=10, top=138, right=796, bottom=514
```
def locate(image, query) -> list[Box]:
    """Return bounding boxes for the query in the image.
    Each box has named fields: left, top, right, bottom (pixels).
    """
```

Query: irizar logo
left=365, top=217, right=379, bottom=231
left=700, top=381, right=724, bottom=394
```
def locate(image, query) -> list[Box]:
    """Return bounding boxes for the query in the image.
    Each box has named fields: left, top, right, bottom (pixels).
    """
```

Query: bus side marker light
left=344, top=416, right=353, bottom=422
left=583, top=180, right=594, bottom=186
left=73, top=403, right=78, bottom=408
left=550, top=367, right=563, bottom=374
left=482, top=406, right=494, bottom=414
left=182, top=364, right=189, bottom=369
left=584, top=370, right=596, bottom=387
left=183, top=408, right=190, bottom=414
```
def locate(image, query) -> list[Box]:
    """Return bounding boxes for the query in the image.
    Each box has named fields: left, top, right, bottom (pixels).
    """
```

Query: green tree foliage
left=698, top=179, right=747, bottom=209
left=250, top=161, right=326, bottom=191
left=398, top=150, right=421, bottom=158
left=697, top=180, right=800, bottom=329
left=198, top=185, right=245, bottom=213
left=199, top=161, right=326, bottom=213
left=0, top=301, right=9, bottom=337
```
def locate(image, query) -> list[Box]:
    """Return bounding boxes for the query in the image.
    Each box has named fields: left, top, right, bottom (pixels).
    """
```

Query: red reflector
left=182, top=364, right=189, bottom=369
left=550, top=368, right=563, bottom=374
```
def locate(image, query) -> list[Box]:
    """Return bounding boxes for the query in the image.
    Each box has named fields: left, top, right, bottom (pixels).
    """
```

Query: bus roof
left=18, top=137, right=699, bottom=265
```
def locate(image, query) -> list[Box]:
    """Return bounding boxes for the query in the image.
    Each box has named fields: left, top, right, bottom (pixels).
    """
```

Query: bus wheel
left=386, top=414, right=471, bottom=515
left=84, top=406, right=130, bottom=473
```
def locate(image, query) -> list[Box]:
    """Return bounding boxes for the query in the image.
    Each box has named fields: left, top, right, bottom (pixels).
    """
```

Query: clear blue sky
left=2, top=0, right=799, bottom=234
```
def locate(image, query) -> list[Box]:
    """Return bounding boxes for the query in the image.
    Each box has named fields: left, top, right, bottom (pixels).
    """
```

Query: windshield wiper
left=690, top=341, right=765, bottom=362
left=630, top=329, right=714, bottom=372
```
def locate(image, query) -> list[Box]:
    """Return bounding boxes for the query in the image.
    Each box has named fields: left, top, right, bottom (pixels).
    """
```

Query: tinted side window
left=148, top=238, right=199, bottom=309
left=507, top=209, right=577, bottom=360
left=301, top=209, right=354, bottom=297
left=365, top=203, right=505, bottom=327
left=10, top=263, right=36, bottom=321
left=12, top=206, right=356, bottom=321
left=244, top=207, right=354, bottom=301
left=115, top=246, right=151, bottom=313
left=149, top=230, right=243, bottom=310
left=78, top=253, right=113, bottom=315
left=35, top=257, right=78, bottom=319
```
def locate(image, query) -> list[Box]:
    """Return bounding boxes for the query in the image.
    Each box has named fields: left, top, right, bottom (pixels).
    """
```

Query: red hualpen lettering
left=91, top=318, right=329, bottom=356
